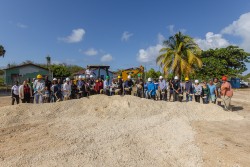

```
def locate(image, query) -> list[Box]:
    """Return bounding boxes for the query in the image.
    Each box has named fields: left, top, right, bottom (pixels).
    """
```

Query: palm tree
left=0, top=45, right=6, bottom=57
left=156, top=32, right=202, bottom=78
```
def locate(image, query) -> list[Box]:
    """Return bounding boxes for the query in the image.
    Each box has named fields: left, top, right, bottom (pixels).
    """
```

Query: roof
left=3, top=63, right=49, bottom=71
left=73, top=69, right=86, bottom=75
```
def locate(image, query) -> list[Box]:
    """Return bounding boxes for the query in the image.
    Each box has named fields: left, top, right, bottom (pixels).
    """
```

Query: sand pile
left=0, top=95, right=243, bottom=167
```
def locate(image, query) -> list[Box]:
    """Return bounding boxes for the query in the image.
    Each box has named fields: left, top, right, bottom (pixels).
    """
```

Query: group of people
left=133, top=75, right=233, bottom=111
left=11, top=73, right=233, bottom=111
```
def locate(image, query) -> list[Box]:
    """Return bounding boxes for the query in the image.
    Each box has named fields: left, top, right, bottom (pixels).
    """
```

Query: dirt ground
left=0, top=89, right=249, bottom=167
left=192, top=89, right=250, bottom=167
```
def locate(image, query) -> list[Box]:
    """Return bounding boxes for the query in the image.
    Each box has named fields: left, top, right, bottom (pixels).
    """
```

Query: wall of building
left=92, top=69, right=113, bottom=80
left=5, top=65, right=50, bottom=85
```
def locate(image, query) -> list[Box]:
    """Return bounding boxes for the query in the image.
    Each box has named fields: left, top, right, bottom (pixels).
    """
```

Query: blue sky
left=1, top=0, right=250, bottom=74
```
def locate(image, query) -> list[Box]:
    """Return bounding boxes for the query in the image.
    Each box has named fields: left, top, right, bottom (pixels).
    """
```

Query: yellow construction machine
left=121, top=65, right=144, bottom=81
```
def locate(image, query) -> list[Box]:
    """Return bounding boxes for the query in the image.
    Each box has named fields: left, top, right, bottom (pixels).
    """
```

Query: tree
left=145, top=68, right=162, bottom=79
left=67, top=65, right=84, bottom=75
left=195, top=46, right=250, bottom=79
left=0, top=45, right=6, bottom=57
left=51, top=64, right=71, bottom=77
left=156, top=32, right=202, bottom=78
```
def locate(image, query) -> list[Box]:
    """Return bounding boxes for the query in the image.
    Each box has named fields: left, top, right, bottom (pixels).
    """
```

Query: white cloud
left=195, top=32, right=230, bottom=50
left=137, top=34, right=166, bottom=64
left=101, top=54, right=113, bottom=62
left=59, top=28, right=85, bottom=43
left=137, top=44, right=163, bottom=64
left=221, top=12, right=250, bottom=52
left=84, top=48, right=98, bottom=56
left=17, top=23, right=28, bottom=29
left=121, top=31, right=133, bottom=41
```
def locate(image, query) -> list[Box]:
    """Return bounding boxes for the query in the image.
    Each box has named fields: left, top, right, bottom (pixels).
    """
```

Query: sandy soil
left=192, top=89, right=250, bottom=167
left=0, top=89, right=249, bottom=167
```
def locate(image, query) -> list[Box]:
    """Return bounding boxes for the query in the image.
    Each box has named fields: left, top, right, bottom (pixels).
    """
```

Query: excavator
left=121, top=65, right=144, bottom=81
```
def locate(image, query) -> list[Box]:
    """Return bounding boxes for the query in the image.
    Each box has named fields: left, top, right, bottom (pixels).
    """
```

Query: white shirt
left=63, top=82, right=71, bottom=96
left=11, top=85, right=19, bottom=95
left=104, top=80, right=109, bottom=89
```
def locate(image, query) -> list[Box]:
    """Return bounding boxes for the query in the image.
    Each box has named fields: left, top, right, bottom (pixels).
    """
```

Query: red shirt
left=23, top=85, right=30, bottom=94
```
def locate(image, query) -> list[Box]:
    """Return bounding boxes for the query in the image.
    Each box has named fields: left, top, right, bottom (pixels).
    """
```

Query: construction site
left=0, top=88, right=249, bottom=167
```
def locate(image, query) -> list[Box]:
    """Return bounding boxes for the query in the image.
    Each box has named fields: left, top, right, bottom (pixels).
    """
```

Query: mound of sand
left=0, top=95, right=243, bottom=167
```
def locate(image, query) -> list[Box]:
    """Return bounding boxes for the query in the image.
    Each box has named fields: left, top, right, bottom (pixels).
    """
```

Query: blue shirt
left=208, top=84, right=216, bottom=95
left=147, top=82, right=156, bottom=95
left=154, top=82, right=159, bottom=90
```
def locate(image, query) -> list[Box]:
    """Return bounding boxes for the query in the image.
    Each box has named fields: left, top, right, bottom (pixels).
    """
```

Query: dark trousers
left=173, top=91, right=182, bottom=102
left=12, top=94, right=19, bottom=105
left=194, top=95, right=201, bottom=103
left=169, top=89, right=173, bottom=101
left=137, top=89, right=143, bottom=98
left=160, top=90, right=167, bottom=101
left=173, top=91, right=178, bottom=102
left=21, top=94, right=30, bottom=103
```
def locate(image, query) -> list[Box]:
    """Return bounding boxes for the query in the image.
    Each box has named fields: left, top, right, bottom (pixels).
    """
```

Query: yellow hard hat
left=37, top=74, right=43, bottom=79
left=118, top=76, right=121, bottom=79
left=185, top=77, right=189, bottom=81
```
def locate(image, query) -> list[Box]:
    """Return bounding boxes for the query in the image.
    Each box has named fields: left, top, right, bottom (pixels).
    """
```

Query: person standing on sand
left=124, top=75, right=133, bottom=95
left=208, top=80, right=218, bottom=104
left=19, top=80, right=32, bottom=103
left=44, top=76, right=52, bottom=102
left=214, top=78, right=221, bottom=105
left=135, top=74, right=144, bottom=98
left=172, top=76, right=181, bottom=102
left=63, top=78, right=71, bottom=100
left=193, top=80, right=202, bottom=103
left=158, top=76, right=167, bottom=101
left=221, top=76, right=233, bottom=111
left=201, top=81, right=210, bottom=104
left=168, top=78, right=174, bottom=101
left=147, top=78, right=156, bottom=100
left=104, top=76, right=110, bottom=95
left=11, top=81, right=20, bottom=105
left=117, top=76, right=123, bottom=95
left=33, top=75, right=45, bottom=104
left=184, top=77, right=193, bottom=102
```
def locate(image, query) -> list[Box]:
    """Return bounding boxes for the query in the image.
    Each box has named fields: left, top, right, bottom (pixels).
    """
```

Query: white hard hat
left=148, top=78, right=152, bottom=82
left=159, top=76, right=163, bottom=79
left=195, top=80, right=199, bottom=83
left=66, top=77, right=70, bottom=81
left=53, top=78, right=57, bottom=81
left=174, top=76, right=178, bottom=80
left=78, top=75, right=82, bottom=79
left=128, top=75, right=131, bottom=79
left=90, top=75, right=93, bottom=78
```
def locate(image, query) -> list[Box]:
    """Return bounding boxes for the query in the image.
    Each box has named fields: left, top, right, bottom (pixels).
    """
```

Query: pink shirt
left=221, top=82, right=233, bottom=97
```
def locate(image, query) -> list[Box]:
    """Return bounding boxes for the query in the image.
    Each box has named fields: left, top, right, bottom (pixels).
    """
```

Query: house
left=3, top=63, right=51, bottom=85
left=87, top=65, right=114, bottom=80
left=73, top=69, right=85, bottom=80
left=74, top=65, right=114, bottom=80
left=91, top=68, right=114, bottom=80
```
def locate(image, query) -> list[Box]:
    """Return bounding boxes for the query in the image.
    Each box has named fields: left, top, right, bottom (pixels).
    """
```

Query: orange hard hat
left=222, top=76, right=227, bottom=81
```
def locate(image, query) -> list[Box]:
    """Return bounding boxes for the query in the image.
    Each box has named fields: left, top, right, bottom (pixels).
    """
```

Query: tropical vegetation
left=156, top=32, right=202, bottom=78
